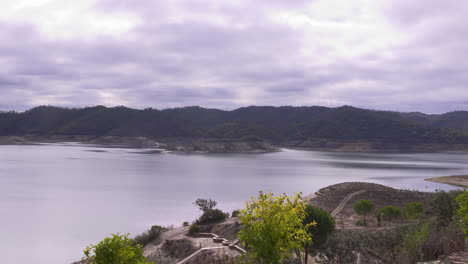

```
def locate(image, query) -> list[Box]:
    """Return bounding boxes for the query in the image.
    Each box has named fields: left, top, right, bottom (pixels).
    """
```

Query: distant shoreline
left=425, top=175, right=468, bottom=188
left=0, top=135, right=281, bottom=154
left=2, top=135, right=468, bottom=154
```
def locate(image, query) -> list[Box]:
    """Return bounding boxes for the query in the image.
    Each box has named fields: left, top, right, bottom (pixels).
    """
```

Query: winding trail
left=176, top=233, right=245, bottom=264
left=331, top=190, right=367, bottom=217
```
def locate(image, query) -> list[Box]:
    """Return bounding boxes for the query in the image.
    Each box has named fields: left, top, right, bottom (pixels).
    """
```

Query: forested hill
left=1, top=105, right=468, bottom=144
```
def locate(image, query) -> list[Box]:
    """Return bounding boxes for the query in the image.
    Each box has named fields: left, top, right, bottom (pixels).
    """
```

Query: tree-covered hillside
left=1, top=105, right=467, bottom=144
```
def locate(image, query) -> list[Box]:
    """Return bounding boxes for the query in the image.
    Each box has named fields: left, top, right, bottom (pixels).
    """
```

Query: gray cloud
left=0, top=0, right=467, bottom=113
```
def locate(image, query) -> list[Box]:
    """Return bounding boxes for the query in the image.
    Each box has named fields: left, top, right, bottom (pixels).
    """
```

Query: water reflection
left=0, top=145, right=467, bottom=264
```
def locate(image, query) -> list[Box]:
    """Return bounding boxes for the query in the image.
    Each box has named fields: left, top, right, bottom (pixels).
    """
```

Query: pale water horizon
left=0, top=144, right=465, bottom=264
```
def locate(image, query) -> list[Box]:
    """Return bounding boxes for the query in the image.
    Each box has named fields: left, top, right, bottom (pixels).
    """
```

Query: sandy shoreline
left=425, top=175, right=468, bottom=188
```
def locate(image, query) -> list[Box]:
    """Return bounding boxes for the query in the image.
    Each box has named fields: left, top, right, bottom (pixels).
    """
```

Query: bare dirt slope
left=307, top=182, right=434, bottom=229
left=143, top=218, right=242, bottom=264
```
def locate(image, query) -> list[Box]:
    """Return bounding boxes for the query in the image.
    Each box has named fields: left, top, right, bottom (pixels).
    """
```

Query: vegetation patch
left=193, top=198, right=228, bottom=225
left=161, top=238, right=196, bottom=259
left=133, top=225, right=166, bottom=246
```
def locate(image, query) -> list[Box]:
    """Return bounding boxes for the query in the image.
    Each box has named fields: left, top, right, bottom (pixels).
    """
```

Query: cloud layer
left=1, top=0, right=467, bottom=113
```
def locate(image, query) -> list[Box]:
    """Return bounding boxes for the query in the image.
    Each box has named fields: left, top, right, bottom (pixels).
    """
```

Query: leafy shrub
left=195, top=209, right=227, bottom=225
left=83, top=233, right=152, bottom=264
left=302, top=206, right=335, bottom=263
left=188, top=225, right=201, bottom=236
left=353, top=200, right=375, bottom=226
left=133, top=225, right=165, bottom=246
left=235, top=253, right=260, bottom=264
left=379, top=206, right=402, bottom=224
left=455, top=190, right=468, bottom=237
left=429, top=191, right=460, bottom=226
left=231, top=210, right=240, bottom=217
left=404, top=202, right=424, bottom=219
left=238, top=192, right=312, bottom=264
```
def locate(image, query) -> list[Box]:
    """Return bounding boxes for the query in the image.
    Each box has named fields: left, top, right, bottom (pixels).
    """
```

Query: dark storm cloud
left=0, top=0, right=467, bottom=113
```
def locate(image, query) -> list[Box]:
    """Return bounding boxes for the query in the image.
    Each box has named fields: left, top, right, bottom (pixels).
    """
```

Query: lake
left=0, top=144, right=466, bottom=264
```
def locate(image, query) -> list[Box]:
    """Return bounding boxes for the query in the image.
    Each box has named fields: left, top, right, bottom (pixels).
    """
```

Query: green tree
left=455, top=190, right=468, bottom=237
left=188, top=225, right=201, bottom=236
left=353, top=200, right=375, bottom=226
left=302, top=206, right=335, bottom=264
left=403, top=202, right=424, bottom=219
left=83, top=233, right=153, bottom=264
left=193, top=198, right=226, bottom=224
left=379, top=206, right=402, bottom=224
left=194, top=198, right=217, bottom=212
left=238, top=192, right=313, bottom=264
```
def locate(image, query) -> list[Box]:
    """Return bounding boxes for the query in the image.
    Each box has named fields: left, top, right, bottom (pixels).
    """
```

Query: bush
left=302, top=206, right=335, bottom=263
left=397, top=222, right=429, bottom=262
left=83, top=233, right=152, bottom=264
left=231, top=210, right=240, bottom=217
left=375, top=211, right=382, bottom=227
left=353, top=200, right=375, bottom=226
left=303, top=206, right=335, bottom=248
left=404, top=202, right=424, bottom=220
left=422, top=222, right=465, bottom=260
left=238, top=192, right=312, bottom=264
left=379, top=206, right=402, bottom=224
left=195, top=209, right=227, bottom=225
left=133, top=225, right=165, bottom=246
left=429, top=191, right=460, bottom=226
left=455, top=190, right=468, bottom=237
left=324, top=224, right=421, bottom=264
left=188, top=225, right=201, bottom=236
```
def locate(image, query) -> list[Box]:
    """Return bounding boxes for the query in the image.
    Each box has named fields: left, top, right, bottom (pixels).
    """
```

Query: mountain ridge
left=1, top=105, right=468, bottom=148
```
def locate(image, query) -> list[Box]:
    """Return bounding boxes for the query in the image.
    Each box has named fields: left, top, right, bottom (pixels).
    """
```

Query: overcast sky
left=1, top=0, right=467, bottom=113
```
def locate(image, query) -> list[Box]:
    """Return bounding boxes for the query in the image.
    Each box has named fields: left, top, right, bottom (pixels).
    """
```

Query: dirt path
left=331, top=190, right=367, bottom=217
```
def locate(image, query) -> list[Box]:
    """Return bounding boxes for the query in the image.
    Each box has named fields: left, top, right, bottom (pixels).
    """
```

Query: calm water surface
left=0, top=144, right=466, bottom=264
